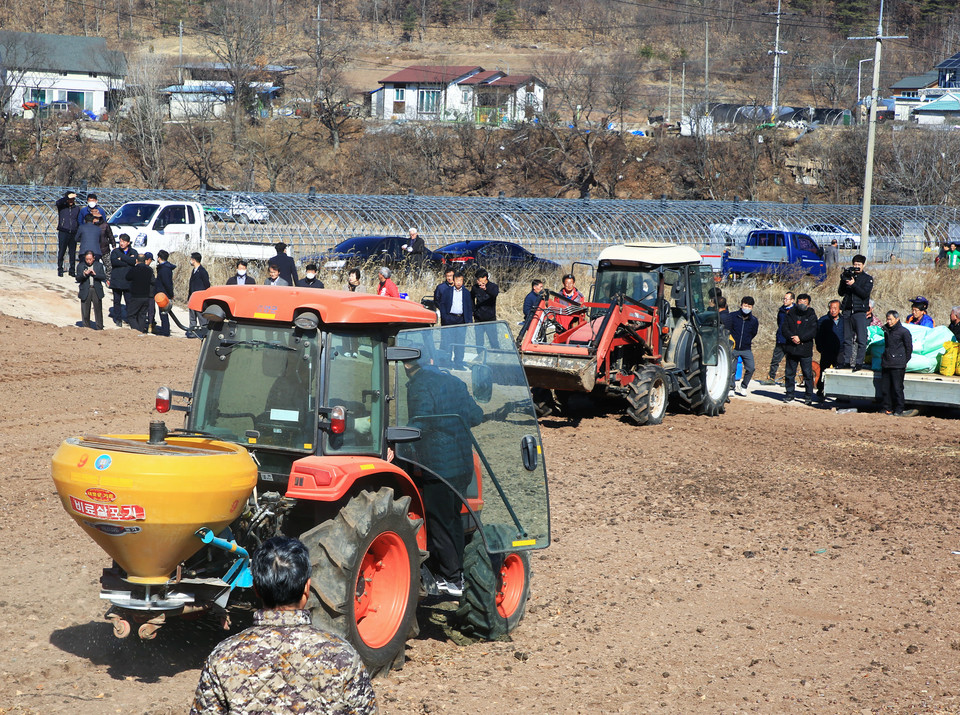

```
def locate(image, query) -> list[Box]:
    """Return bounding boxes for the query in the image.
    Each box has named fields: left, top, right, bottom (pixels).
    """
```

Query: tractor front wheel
left=456, top=531, right=531, bottom=640
left=301, top=487, right=422, bottom=677
left=625, top=365, right=668, bottom=426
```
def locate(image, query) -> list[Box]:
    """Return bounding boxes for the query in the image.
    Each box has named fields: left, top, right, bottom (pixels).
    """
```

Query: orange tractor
left=51, top=286, right=549, bottom=675
left=518, top=243, right=732, bottom=424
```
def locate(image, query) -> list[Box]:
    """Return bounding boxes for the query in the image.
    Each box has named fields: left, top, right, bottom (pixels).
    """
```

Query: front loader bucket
left=51, top=435, right=257, bottom=584
left=520, top=353, right=598, bottom=392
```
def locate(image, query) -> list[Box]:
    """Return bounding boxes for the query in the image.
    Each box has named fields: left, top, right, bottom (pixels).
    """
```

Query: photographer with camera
left=838, top=254, right=874, bottom=371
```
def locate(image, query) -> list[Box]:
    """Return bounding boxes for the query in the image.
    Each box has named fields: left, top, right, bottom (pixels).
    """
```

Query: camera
left=841, top=266, right=859, bottom=282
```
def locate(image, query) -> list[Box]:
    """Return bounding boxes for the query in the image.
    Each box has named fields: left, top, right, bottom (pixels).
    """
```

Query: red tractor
left=51, top=286, right=550, bottom=675
left=517, top=242, right=732, bottom=424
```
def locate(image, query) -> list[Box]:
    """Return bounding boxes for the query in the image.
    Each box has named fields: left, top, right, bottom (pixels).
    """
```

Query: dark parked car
left=435, top=240, right=561, bottom=287
left=316, top=236, right=443, bottom=273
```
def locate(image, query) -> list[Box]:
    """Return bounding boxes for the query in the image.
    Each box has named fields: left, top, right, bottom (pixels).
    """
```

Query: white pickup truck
left=707, top=216, right=777, bottom=246
left=107, top=200, right=276, bottom=261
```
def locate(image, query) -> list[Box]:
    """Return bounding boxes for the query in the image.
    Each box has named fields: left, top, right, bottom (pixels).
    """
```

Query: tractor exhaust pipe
left=147, top=420, right=169, bottom=445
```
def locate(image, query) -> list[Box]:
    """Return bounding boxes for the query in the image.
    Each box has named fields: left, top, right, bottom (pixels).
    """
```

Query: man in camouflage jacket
left=191, top=537, right=377, bottom=714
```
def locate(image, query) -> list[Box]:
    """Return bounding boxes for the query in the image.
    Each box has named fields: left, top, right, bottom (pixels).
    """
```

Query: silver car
left=802, top=223, right=860, bottom=249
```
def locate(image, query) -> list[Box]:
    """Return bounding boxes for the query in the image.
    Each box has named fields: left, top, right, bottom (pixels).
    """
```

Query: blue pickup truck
left=721, top=230, right=826, bottom=281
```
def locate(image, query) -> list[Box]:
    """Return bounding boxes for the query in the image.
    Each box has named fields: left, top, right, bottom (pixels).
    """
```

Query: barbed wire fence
left=2, top=185, right=958, bottom=267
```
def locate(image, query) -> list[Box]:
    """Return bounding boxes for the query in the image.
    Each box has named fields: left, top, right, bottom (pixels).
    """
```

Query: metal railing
left=4, top=184, right=958, bottom=266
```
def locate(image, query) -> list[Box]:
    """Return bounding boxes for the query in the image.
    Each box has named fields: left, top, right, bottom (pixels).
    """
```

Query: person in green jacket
left=948, top=242, right=960, bottom=269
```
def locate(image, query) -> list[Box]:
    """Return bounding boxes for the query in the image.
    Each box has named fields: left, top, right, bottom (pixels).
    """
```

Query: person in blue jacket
left=728, top=296, right=759, bottom=396
left=905, top=296, right=934, bottom=328
left=523, top=279, right=544, bottom=320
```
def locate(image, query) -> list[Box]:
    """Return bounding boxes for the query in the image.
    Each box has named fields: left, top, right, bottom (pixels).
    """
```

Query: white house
left=372, top=65, right=545, bottom=124
left=0, top=30, right=126, bottom=118
left=890, top=71, right=939, bottom=121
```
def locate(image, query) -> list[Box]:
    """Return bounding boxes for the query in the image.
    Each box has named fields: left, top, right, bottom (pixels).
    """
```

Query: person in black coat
left=125, top=255, right=154, bottom=333
left=225, top=260, right=254, bottom=286
left=154, top=250, right=176, bottom=337
left=881, top=310, right=913, bottom=416
left=815, top=299, right=844, bottom=398
left=781, top=293, right=819, bottom=404
left=109, top=234, right=138, bottom=327
left=471, top=267, right=499, bottom=348
left=523, top=279, right=544, bottom=320
left=728, top=296, right=759, bottom=395
left=188, top=252, right=211, bottom=336
left=838, top=255, right=874, bottom=370
left=56, top=191, right=80, bottom=277
left=271, top=242, right=298, bottom=286
left=76, top=251, right=106, bottom=329
left=297, top=263, right=324, bottom=289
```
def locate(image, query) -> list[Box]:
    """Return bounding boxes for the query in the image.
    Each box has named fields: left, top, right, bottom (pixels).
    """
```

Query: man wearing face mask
left=297, top=263, right=324, bottom=289
left=226, top=260, right=252, bottom=285
left=728, top=296, right=759, bottom=396
left=781, top=293, right=819, bottom=405
left=78, top=193, right=102, bottom=224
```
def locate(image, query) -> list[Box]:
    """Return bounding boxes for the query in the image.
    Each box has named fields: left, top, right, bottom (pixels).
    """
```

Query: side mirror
left=662, top=269, right=680, bottom=286
left=471, top=363, right=493, bottom=403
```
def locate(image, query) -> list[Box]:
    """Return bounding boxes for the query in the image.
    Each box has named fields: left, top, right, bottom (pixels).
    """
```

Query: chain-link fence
left=5, top=184, right=958, bottom=267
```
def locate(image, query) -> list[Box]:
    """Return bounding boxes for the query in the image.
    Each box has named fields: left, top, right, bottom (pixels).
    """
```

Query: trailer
left=823, top=367, right=960, bottom=408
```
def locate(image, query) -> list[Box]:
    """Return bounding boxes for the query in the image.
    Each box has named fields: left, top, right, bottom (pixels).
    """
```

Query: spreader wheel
left=625, top=365, right=668, bottom=426
left=138, top=623, right=160, bottom=640
left=302, top=487, right=423, bottom=677
left=112, top=618, right=131, bottom=639
left=456, top=531, right=531, bottom=640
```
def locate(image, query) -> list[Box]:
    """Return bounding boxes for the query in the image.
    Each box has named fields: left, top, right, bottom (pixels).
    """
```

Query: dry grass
left=723, top=265, right=960, bottom=351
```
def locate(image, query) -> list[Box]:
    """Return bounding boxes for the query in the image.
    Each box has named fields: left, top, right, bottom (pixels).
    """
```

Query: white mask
left=237, top=269, right=246, bottom=276
left=306, top=272, right=316, bottom=280
left=741, top=306, right=753, bottom=314
left=87, top=202, right=96, bottom=208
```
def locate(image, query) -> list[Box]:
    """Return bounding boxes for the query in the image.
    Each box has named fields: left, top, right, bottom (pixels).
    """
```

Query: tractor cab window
left=593, top=268, right=658, bottom=307
left=323, top=332, right=383, bottom=455
left=191, top=323, right=320, bottom=451
left=391, top=322, right=550, bottom=555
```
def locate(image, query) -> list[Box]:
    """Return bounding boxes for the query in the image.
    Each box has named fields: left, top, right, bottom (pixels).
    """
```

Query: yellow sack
left=940, top=341, right=959, bottom=376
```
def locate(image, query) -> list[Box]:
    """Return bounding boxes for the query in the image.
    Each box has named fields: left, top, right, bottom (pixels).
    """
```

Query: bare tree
left=168, top=107, right=228, bottom=189
left=201, top=0, right=288, bottom=142
left=119, top=54, right=169, bottom=188
left=301, top=18, right=357, bottom=151
left=0, top=32, right=48, bottom=175
left=605, top=52, right=642, bottom=131
left=810, top=46, right=855, bottom=107
left=883, top=127, right=960, bottom=206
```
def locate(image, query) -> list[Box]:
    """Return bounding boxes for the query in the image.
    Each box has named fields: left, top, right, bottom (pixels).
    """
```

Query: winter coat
left=881, top=321, right=913, bottom=369
left=728, top=309, right=759, bottom=351
left=155, top=261, right=176, bottom=299
left=774, top=304, right=792, bottom=344
left=815, top=314, right=843, bottom=363
left=127, top=263, right=154, bottom=299
left=56, top=196, right=80, bottom=233
left=189, top=265, right=211, bottom=296
left=76, top=259, right=106, bottom=301
left=781, top=305, right=818, bottom=358
left=839, top=271, right=874, bottom=312
left=523, top=290, right=542, bottom=320
left=76, top=222, right=102, bottom=257
left=297, top=276, right=325, bottom=289
left=271, top=252, right=298, bottom=286
left=405, top=365, right=483, bottom=488
left=438, top=285, right=472, bottom=324
left=471, top=281, right=499, bottom=322
left=906, top=313, right=934, bottom=328
left=109, top=246, right=138, bottom=290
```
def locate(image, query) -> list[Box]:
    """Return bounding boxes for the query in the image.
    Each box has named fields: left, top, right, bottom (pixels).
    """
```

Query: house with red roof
left=371, top=64, right=544, bottom=124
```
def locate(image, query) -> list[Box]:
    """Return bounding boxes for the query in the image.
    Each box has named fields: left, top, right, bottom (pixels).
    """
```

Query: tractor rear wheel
left=625, top=365, right=668, bottom=426
left=301, top=487, right=422, bottom=677
left=456, top=531, right=531, bottom=640
left=675, top=337, right=732, bottom=416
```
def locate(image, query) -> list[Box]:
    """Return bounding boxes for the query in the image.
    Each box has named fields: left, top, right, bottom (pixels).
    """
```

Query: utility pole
left=668, top=68, right=673, bottom=123
left=178, top=20, right=183, bottom=86
left=681, top=62, right=686, bottom=118
left=704, top=22, right=709, bottom=115
left=765, top=0, right=789, bottom=123
left=849, top=0, right=907, bottom=258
